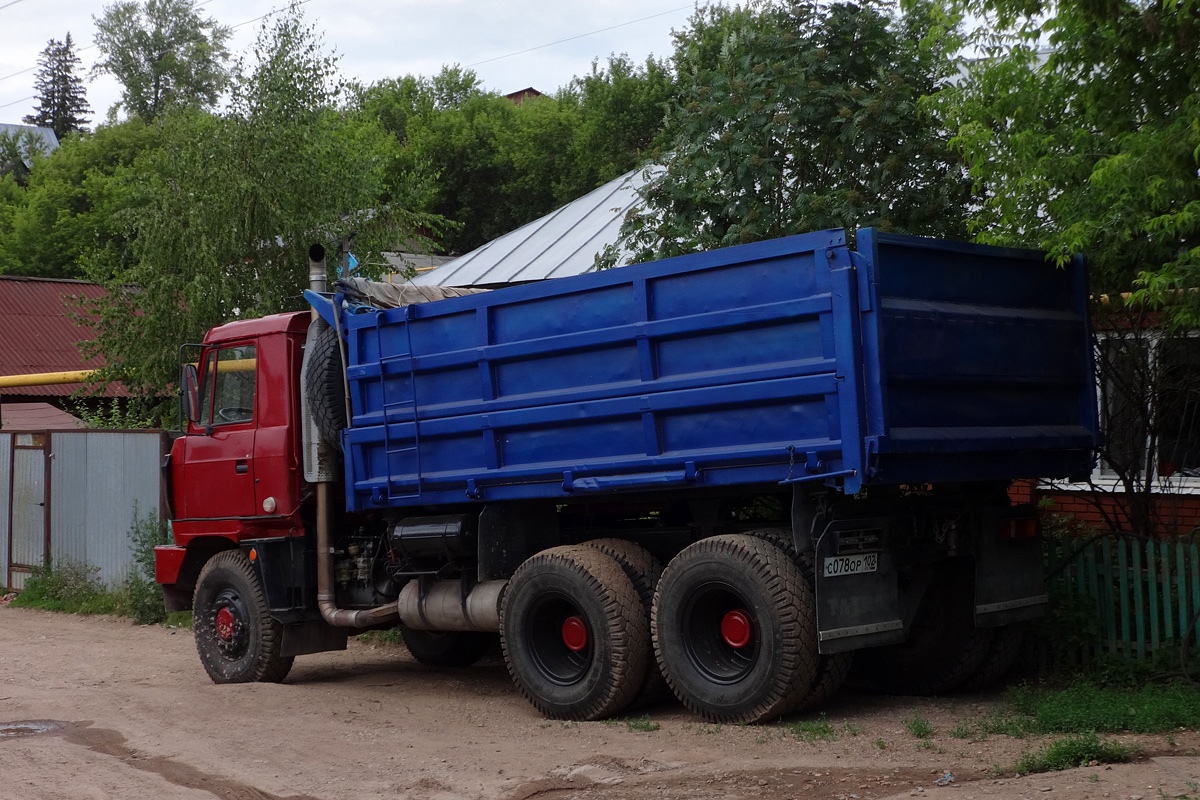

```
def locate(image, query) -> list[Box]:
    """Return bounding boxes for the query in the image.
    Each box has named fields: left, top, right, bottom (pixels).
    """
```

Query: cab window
left=199, top=345, right=256, bottom=425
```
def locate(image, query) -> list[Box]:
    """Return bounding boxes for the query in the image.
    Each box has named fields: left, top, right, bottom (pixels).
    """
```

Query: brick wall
left=1011, top=480, right=1200, bottom=536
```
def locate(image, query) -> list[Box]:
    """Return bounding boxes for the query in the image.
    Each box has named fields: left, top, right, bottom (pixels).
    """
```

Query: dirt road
left=0, top=606, right=1197, bottom=800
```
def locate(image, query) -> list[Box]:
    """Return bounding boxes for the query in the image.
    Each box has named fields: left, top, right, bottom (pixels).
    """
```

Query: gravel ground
left=1, top=605, right=1198, bottom=800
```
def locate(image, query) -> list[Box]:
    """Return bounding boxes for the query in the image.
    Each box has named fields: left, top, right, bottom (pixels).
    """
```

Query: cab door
left=181, top=343, right=258, bottom=520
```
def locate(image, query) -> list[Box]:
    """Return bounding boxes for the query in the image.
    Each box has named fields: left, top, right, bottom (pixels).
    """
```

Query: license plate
left=823, top=553, right=878, bottom=577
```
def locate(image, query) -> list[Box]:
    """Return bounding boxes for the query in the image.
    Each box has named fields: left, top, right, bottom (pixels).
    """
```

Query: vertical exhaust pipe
left=308, top=243, right=399, bottom=629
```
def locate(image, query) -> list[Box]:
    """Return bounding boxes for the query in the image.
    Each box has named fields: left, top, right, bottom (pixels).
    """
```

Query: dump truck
left=155, top=228, right=1096, bottom=723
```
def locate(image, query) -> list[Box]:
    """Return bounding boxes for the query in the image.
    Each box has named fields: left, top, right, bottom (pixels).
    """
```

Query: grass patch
left=785, top=713, right=837, bottom=743
left=165, top=610, right=193, bottom=628
left=904, top=709, right=935, bottom=739
left=948, top=721, right=972, bottom=739
left=1010, top=680, right=1200, bottom=734
left=11, top=561, right=119, bottom=614
left=1013, top=732, right=1138, bottom=775
left=624, top=714, right=660, bottom=732
left=875, top=737, right=887, bottom=749
left=358, top=628, right=403, bottom=645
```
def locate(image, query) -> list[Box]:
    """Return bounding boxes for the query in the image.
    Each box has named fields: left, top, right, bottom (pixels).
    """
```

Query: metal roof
left=0, top=402, right=86, bottom=430
left=410, top=165, right=659, bottom=288
left=0, top=123, right=59, bottom=168
left=0, top=276, right=118, bottom=397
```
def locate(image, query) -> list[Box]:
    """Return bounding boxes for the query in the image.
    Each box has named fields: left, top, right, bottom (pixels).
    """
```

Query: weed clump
left=1013, top=732, right=1137, bottom=775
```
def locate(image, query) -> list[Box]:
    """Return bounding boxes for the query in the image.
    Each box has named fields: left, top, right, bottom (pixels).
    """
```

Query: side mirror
left=181, top=363, right=201, bottom=424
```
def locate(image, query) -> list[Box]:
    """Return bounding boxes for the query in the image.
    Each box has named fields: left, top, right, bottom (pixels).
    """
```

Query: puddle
left=0, top=720, right=67, bottom=739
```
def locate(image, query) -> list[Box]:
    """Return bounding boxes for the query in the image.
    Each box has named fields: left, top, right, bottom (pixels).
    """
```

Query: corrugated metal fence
left=1044, top=534, right=1200, bottom=664
left=0, top=429, right=165, bottom=590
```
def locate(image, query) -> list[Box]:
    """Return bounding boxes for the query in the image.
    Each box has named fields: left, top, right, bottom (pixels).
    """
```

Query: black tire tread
left=958, top=624, right=1026, bottom=693
left=744, top=528, right=851, bottom=714
left=501, top=545, right=648, bottom=721
left=584, top=538, right=669, bottom=708
left=304, top=322, right=346, bottom=452
left=193, top=550, right=294, bottom=684
left=401, top=628, right=493, bottom=668
left=653, top=534, right=819, bottom=724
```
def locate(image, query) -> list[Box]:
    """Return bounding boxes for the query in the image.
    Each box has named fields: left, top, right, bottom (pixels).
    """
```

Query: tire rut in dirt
left=584, top=537, right=670, bottom=709
left=653, top=534, right=819, bottom=723
left=193, top=550, right=293, bottom=684
left=501, top=544, right=648, bottom=721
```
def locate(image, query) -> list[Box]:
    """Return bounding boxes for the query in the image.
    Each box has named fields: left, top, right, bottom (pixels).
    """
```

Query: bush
left=123, top=505, right=171, bottom=624
left=8, top=505, right=171, bottom=624
left=10, top=560, right=117, bottom=614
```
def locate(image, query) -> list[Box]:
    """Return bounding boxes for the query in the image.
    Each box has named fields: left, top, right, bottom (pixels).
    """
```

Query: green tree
left=941, top=0, right=1200, bottom=303
left=80, top=9, right=435, bottom=413
left=0, top=128, right=49, bottom=187
left=0, top=120, right=158, bottom=278
left=93, top=0, right=232, bottom=122
left=556, top=54, right=675, bottom=204
left=608, top=0, right=972, bottom=264
left=23, top=33, right=92, bottom=139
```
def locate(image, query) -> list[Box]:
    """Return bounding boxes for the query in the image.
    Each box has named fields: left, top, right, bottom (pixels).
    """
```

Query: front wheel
left=501, top=545, right=648, bottom=720
left=653, top=534, right=819, bottom=723
left=193, top=550, right=293, bottom=684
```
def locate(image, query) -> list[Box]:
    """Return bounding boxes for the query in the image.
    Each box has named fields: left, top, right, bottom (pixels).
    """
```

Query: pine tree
left=23, top=33, right=91, bottom=140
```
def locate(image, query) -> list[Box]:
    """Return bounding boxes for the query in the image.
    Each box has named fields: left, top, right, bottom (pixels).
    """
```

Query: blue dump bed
left=336, top=229, right=1096, bottom=512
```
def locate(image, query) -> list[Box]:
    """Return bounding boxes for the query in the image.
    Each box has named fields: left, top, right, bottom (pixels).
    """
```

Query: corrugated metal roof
left=0, top=123, right=59, bottom=167
left=411, top=165, right=659, bottom=288
left=0, top=276, right=117, bottom=397
left=0, top=402, right=86, bottom=430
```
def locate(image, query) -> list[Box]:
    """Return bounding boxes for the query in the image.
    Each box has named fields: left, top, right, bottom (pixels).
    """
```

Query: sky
left=0, top=0, right=699, bottom=126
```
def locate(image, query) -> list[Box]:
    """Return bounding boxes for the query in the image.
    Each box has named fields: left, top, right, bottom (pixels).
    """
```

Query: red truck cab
left=155, top=311, right=310, bottom=609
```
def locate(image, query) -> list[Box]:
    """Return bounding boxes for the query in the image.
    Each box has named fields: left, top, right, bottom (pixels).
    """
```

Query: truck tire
left=653, top=534, right=819, bottom=723
left=304, top=322, right=346, bottom=451
left=501, top=545, right=649, bottom=720
left=745, top=528, right=853, bottom=713
left=853, top=564, right=992, bottom=696
left=584, top=538, right=669, bottom=708
left=957, top=624, right=1026, bottom=693
left=193, top=550, right=294, bottom=684
left=402, top=628, right=493, bottom=668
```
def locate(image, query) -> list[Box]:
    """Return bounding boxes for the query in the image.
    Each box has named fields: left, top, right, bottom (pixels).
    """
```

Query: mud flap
left=814, top=519, right=907, bottom=654
left=974, top=514, right=1047, bottom=627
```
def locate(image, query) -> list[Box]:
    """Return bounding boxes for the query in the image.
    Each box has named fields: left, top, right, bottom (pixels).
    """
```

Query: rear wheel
left=501, top=545, right=648, bottom=720
left=402, top=628, right=493, bottom=668
left=585, top=538, right=669, bottom=708
left=653, top=534, right=819, bottom=723
left=193, top=550, right=293, bottom=684
left=958, top=624, right=1026, bottom=692
left=853, top=563, right=992, bottom=696
left=745, top=528, right=853, bottom=713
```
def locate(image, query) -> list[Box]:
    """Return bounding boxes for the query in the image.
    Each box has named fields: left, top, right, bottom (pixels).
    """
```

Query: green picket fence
left=1043, top=536, right=1200, bottom=663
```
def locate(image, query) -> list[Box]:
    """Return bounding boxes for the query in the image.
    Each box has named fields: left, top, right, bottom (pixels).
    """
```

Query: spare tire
left=303, top=321, right=346, bottom=451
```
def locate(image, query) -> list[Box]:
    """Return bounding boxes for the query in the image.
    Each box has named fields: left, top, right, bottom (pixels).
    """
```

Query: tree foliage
left=607, top=0, right=971, bottom=265
left=80, top=10, right=434, bottom=412
left=24, top=33, right=92, bottom=139
left=941, top=0, right=1200, bottom=306
left=0, top=121, right=157, bottom=278
left=93, top=0, right=232, bottom=122
left=359, top=56, right=674, bottom=255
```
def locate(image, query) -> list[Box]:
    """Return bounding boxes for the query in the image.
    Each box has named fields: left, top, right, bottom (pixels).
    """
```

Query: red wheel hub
left=561, top=615, right=588, bottom=652
left=216, top=607, right=236, bottom=641
left=721, top=609, right=752, bottom=649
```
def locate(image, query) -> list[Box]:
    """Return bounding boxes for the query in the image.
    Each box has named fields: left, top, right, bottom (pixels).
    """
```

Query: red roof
left=0, top=275, right=120, bottom=397
left=0, top=401, right=87, bottom=430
